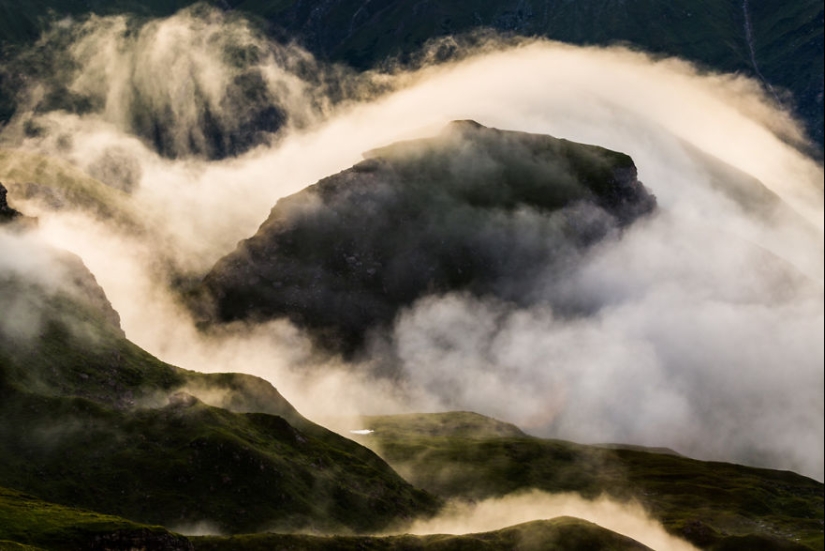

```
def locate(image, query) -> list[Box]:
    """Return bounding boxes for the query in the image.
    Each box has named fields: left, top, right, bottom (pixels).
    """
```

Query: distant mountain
left=1, top=0, right=821, bottom=153
left=0, top=223, right=439, bottom=534
left=196, top=121, right=656, bottom=356
left=259, top=0, right=824, bottom=151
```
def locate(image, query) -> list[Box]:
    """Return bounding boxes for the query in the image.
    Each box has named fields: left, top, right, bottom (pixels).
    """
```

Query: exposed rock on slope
left=198, top=121, right=656, bottom=356
left=0, top=182, right=36, bottom=229
left=0, top=182, right=18, bottom=222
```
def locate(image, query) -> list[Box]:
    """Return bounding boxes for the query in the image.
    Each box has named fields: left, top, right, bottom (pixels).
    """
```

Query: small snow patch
left=349, top=429, right=374, bottom=435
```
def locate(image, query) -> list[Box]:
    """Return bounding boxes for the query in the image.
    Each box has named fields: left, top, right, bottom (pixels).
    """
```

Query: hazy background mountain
left=0, top=0, right=822, bottom=154
left=256, top=0, right=825, bottom=153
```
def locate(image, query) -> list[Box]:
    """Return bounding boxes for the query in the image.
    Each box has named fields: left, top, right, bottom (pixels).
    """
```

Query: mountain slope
left=0, top=486, right=193, bottom=551
left=352, top=412, right=824, bottom=550
left=0, top=227, right=439, bottom=534
left=0, top=1, right=821, bottom=152
left=1, top=485, right=659, bottom=551
left=197, top=121, right=656, bottom=356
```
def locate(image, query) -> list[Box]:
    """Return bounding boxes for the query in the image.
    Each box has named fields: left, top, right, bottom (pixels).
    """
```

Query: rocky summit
left=197, top=121, right=656, bottom=355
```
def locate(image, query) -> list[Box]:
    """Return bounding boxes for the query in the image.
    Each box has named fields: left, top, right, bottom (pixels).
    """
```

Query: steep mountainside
left=1, top=0, right=821, bottom=151
left=197, top=121, right=656, bottom=356
left=256, top=0, right=824, bottom=150
left=0, top=486, right=193, bottom=551
left=0, top=227, right=439, bottom=534
left=192, top=517, right=655, bottom=551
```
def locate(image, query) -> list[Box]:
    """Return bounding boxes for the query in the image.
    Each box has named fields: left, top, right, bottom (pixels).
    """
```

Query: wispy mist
left=398, top=490, right=699, bottom=551
left=1, top=7, right=822, bottom=483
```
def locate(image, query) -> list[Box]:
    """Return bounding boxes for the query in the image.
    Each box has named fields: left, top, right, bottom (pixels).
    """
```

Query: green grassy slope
left=0, top=235, right=663, bottom=549
left=0, top=486, right=192, bottom=551
left=353, top=412, right=824, bottom=550
left=0, top=149, right=138, bottom=224
left=0, top=242, right=439, bottom=534
left=0, top=388, right=437, bottom=535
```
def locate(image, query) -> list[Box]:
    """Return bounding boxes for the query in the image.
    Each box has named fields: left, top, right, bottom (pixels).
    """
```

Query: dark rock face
left=198, top=122, right=656, bottom=356
left=0, top=181, right=38, bottom=230
left=0, top=182, right=21, bottom=222
left=55, top=249, right=125, bottom=337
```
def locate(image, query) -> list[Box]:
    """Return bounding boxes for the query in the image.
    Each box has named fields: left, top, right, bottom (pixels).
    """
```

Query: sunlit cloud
left=1, top=7, right=821, bottom=484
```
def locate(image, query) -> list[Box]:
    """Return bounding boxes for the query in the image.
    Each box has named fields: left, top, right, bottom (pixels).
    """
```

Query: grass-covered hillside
left=352, top=412, right=824, bottom=551
left=0, top=485, right=656, bottom=551
left=0, top=486, right=192, bottom=551
left=0, top=231, right=439, bottom=535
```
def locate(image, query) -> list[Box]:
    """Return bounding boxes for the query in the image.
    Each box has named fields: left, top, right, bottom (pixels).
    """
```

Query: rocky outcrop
left=0, top=182, right=36, bottom=229
left=197, top=122, right=656, bottom=356
left=53, top=248, right=125, bottom=337
left=0, top=182, right=18, bottom=220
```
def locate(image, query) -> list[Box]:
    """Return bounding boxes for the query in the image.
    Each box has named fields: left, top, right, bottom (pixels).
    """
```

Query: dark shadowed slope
left=1, top=0, right=820, bottom=152
left=0, top=224, right=439, bottom=535
left=0, top=486, right=657, bottom=551
left=258, top=0, right=823, bottom=151
left=0, top=486, right=193, bottom=551
left=197, top=121, right=656, bottom=356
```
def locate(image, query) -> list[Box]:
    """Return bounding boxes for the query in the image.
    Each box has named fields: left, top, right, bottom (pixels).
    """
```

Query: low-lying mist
left=1, top=5, right=822, bottom=485
left=396, top=490, right=699, bottom=551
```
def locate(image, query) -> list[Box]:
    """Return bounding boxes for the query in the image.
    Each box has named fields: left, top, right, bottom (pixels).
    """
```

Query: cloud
left=0, top=8, right=821, bottom=483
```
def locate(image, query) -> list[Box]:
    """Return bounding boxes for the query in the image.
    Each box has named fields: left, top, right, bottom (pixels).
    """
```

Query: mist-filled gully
left=0, top=5, right=822, bottom=544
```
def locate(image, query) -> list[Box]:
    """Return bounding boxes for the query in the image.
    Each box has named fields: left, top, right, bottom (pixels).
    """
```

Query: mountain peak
left=198, top=124, right=656, bottom=357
